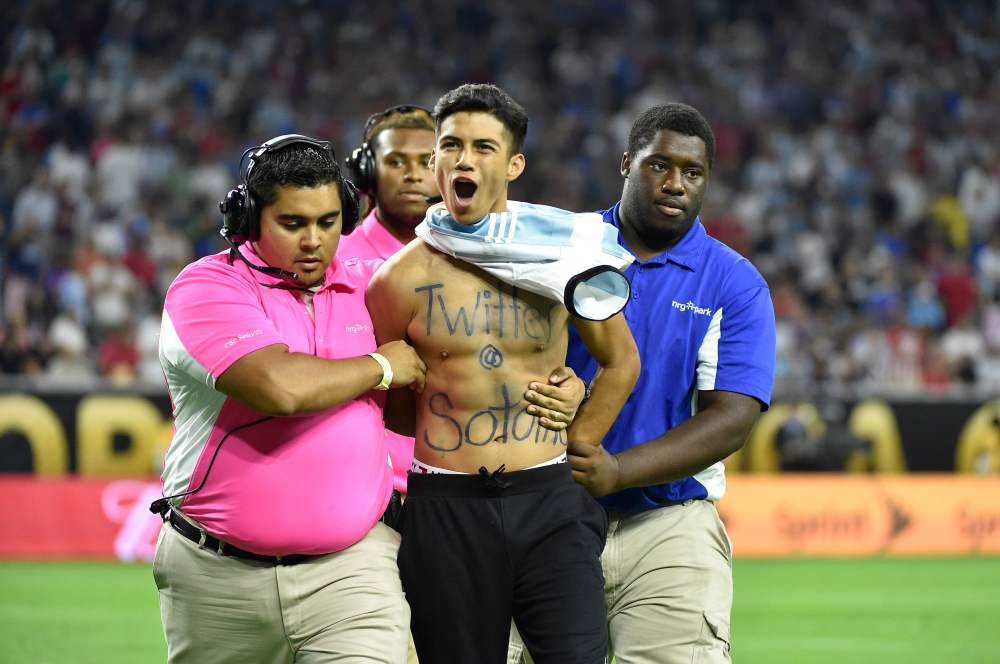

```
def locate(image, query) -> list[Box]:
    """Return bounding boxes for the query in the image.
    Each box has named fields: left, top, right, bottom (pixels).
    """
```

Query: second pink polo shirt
left=339, top=209, right=415, bottom=493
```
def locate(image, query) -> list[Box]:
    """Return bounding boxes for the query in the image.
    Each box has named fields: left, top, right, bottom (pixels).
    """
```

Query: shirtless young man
left=366, top=84, right=640, bottom=664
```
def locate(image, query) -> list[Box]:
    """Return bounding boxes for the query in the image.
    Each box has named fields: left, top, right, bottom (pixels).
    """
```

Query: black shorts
left=398, top=461, right=608, bottom=664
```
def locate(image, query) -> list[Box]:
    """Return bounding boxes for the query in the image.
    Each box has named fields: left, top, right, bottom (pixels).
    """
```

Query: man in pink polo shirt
left=153, top=135, right=426, bottom=663
left=341, top=105, right=438, bottom=499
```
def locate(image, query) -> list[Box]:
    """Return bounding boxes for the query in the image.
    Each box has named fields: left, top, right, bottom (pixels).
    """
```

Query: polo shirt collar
left=239, top=243, right=356, bottom=292
left=358, top=209, right=406, bottom=261
left=610, top=201, right=707, bottom=271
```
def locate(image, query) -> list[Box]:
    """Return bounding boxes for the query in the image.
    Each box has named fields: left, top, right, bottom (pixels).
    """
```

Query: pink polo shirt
left=159, top=246, right=390, bottom=556
left=339, top=210, right=415, bottom=493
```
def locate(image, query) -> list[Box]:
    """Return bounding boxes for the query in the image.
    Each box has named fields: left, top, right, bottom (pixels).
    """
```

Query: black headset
left=220, top=133, right=361, bottom=247
left=345, top=105, right=433, bottom=194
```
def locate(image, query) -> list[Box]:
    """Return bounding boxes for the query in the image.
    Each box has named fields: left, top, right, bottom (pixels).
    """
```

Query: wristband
left=367, top=352, right=393, bottom=390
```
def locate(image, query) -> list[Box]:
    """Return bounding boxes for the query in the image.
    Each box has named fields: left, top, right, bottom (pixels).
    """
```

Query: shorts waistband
left=406, top=458, right=572, bottom=497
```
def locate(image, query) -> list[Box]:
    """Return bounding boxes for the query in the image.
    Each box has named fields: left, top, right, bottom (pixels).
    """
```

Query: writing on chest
left=414, top=282, right=558, bottom=342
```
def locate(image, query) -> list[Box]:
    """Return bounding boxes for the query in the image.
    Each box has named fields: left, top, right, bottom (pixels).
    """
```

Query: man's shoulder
left=337, top=221, right=374, bottom=256
left=367, top=239, right=432, bottom=293
left=335, top=227, right=366, bottom=252
left=700, top=234, right=768, bottom=293
left=593, top=206, right=615, bottom=221
left=380, top=238, right=440, bottom=273
left=337, top=255, right=384, bottom=287
left=168, top=251, right=250, bottom=295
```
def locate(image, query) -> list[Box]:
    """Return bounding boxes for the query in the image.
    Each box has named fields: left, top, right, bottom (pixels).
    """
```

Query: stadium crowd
left=1, top=0, right=998, bottom=395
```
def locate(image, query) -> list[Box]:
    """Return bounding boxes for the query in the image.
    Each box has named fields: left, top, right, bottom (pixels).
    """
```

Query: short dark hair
left=432, top=83, right=528, bottom=154
left=247, top=142, right=343, bottom=207
left=627, top=103, right=715, bottom=170
left=366, top=106, right=435, bottom=150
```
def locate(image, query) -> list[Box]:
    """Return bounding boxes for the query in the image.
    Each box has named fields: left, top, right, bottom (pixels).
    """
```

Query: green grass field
left=1, top=558, right=998, bottom=663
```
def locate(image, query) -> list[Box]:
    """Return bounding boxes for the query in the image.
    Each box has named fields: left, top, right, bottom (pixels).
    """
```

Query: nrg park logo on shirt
left=672, top=300, right=713, bottom=317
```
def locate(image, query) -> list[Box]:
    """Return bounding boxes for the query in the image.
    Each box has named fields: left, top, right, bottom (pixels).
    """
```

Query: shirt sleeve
left=162, top=259, right=288, bottom=383
left=698, top=263, right=776, bottom=408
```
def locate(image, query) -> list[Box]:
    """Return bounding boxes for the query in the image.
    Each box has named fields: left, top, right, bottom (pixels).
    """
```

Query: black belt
left=167, top=510, right=319, bottom=566
left=166, top=490, right=403, bottom=564
left=380, top=489, right=403, bottom=530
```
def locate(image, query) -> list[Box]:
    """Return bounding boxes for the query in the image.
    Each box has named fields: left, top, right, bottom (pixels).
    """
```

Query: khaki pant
left=154, top=520, right=410, bottom=663
left=509, top=500, right=732, bottom=664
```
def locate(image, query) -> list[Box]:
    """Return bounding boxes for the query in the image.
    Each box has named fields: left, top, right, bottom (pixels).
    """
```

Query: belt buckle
left=184, top=514, right=209, bottom=550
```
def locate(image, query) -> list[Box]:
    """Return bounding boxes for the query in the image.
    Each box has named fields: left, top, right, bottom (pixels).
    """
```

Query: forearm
left=615, top=407, right=752, bottom=489
left=280, top=353, right=385, bottom=413
left=218, top=348, right=384, bottom=416
left=568, top=364, right=638, bottom=446
left=569, top=312, right=640, bottom=446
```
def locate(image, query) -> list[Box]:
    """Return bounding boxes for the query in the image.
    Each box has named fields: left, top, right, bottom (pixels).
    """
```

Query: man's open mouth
left=453, top=178, right=478, bottom=207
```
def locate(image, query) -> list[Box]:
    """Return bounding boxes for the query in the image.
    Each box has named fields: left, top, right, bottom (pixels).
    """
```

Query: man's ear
left=428, top=148, right=436, bottom=170
left=620, top=152, right=631, bottom=178
left=507, top=152, right=525, bottom=182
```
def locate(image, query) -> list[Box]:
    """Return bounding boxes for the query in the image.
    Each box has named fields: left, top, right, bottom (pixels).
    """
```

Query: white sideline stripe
left=696, top=306, right=723, bottom=391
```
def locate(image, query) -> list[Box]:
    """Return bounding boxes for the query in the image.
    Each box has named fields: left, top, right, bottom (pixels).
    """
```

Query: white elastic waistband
left=410, top=452, right=568, bottom=476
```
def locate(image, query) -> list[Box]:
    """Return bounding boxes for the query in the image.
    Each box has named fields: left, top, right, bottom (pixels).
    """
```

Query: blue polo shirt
left=567, top=203, right=776, bottom=513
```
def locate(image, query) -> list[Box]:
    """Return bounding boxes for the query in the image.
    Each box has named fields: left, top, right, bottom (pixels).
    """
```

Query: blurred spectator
left=97, top=322, right=138, bottom=385
left=958, top=157, right=1000, bottom=243
left=45, top=309, right=94, bottom=382
left=978, top=232, right=1000, bottom=304
left=937, top=253, right=978, bottom=328
left=940, top=315, right=987, bottom=386
left=906, top=271, right=946, bottom=331
left=0, top=320, right=46, bottom=375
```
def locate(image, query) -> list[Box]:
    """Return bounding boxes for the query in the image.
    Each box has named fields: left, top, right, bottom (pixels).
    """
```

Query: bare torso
left=387, top=240, right=571, bottom=472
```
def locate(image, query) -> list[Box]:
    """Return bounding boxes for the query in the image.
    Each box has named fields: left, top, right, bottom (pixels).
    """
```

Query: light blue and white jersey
left=416, top=201, right=634, bottom=320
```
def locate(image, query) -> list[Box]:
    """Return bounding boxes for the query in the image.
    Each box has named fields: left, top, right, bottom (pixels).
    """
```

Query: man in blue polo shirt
left=564, top=103, right=776, bottom=663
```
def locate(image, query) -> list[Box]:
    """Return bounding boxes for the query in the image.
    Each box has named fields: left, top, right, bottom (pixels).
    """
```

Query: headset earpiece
left=219, top=184, right=253, bottom=246
left=341, top=178, right=361, bottom=235
left=345, top=143, right=376, bottom=195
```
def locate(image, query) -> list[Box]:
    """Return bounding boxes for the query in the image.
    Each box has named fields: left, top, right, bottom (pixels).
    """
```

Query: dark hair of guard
left=246, top=143, right=343, bottom=208
left=432, top=83, right=528, bottom=154
left=627, top=103, right=716, bottom=170
left=366, top=106, right=435, bottom=148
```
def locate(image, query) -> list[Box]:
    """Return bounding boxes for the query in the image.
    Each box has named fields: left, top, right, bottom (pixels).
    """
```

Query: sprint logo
left=672, top=300, right=713, bottom=316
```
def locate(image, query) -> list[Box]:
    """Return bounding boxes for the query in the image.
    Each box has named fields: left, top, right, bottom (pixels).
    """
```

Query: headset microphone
left=217, top=224, right=298, bottom=280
